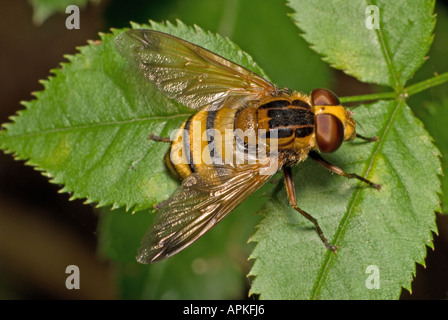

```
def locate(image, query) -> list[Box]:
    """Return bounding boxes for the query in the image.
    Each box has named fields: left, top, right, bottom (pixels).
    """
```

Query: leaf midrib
left=309, top=0, right=410, bottom=297
left=367, top=0, right=403, bottom=90
left=310, top=100, right=402, bottom=299
left=0, top=113, right=191, bottom=141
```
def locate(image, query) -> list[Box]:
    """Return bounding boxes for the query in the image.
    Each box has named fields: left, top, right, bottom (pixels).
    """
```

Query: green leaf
left=1, top=29, right=180, bottom=212
left=249, top=100, right=441, bottom=299
left=249, top=0, right=442, bottom=299
left=287, top=0, right=435, bottom=88
left=410, top=96, right=448, bottom=214
left=0, top=21, right=269, bottom=213
left=407, top=4, right=448, bottom=212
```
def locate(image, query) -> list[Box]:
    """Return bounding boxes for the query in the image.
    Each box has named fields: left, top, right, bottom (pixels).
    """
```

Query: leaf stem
left=340, top=91, right=397, bottom=104
left=340, top=71, right=448, bottom=104
left=404, top=71, right=448, bottom=97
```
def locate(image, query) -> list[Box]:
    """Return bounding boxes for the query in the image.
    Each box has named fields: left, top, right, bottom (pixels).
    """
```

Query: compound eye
left=315, top=114, right=344, bottom=153
left=311, top=88, right=340, bottom=106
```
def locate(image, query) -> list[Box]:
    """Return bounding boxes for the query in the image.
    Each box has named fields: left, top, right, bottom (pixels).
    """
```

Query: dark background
left=0, top=0, right=447, bottom=299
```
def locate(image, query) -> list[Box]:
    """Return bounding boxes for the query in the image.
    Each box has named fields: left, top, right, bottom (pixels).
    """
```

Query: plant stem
left=404, top=71, right=448, bottom=97
left=339, top=91, right=396, bottom=103
left=340, top=71, right=448, bottom=104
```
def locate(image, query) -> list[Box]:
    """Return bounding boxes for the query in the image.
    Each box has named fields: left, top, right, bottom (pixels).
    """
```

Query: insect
left=115, top=29, right=381, bottom=263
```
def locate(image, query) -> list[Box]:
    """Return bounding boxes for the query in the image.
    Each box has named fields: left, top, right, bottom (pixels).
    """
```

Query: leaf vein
left=368, top=0, right=402, bottom=89
left=310, top=100, right=401, bottom=299
left=1, top=114, right=191, bottom=140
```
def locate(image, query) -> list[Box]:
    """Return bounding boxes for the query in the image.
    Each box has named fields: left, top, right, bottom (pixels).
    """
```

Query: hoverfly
left=115, top=29, right=381, bottom=263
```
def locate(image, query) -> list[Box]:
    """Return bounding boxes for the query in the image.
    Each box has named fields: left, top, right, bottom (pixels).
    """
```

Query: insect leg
left=283, top=166, right=338, bottom=253
left=308, top=151, right=381, bottom=190
left=356, top=133, right=379, bottom=142
left=148, top=133, right=171, bottom=142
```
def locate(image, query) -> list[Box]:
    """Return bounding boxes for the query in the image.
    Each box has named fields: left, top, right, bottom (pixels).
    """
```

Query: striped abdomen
left=166, top=107, right=238, bottom=182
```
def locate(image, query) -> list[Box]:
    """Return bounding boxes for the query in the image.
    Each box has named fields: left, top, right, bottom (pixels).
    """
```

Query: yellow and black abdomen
left=166, top=107, right=238, bottom=183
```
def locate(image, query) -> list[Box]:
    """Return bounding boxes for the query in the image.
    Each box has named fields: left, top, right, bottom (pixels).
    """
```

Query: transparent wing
left=115, top=29, right=276, bottom=110
left=137, top=164, right=275, bottom=263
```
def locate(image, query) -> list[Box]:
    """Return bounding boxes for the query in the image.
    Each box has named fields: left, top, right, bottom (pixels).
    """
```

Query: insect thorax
left=235, top=96, right=316, bottom=155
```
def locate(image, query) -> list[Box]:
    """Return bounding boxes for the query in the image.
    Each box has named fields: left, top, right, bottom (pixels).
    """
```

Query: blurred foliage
left=29, top=0, right=101, bottom=25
